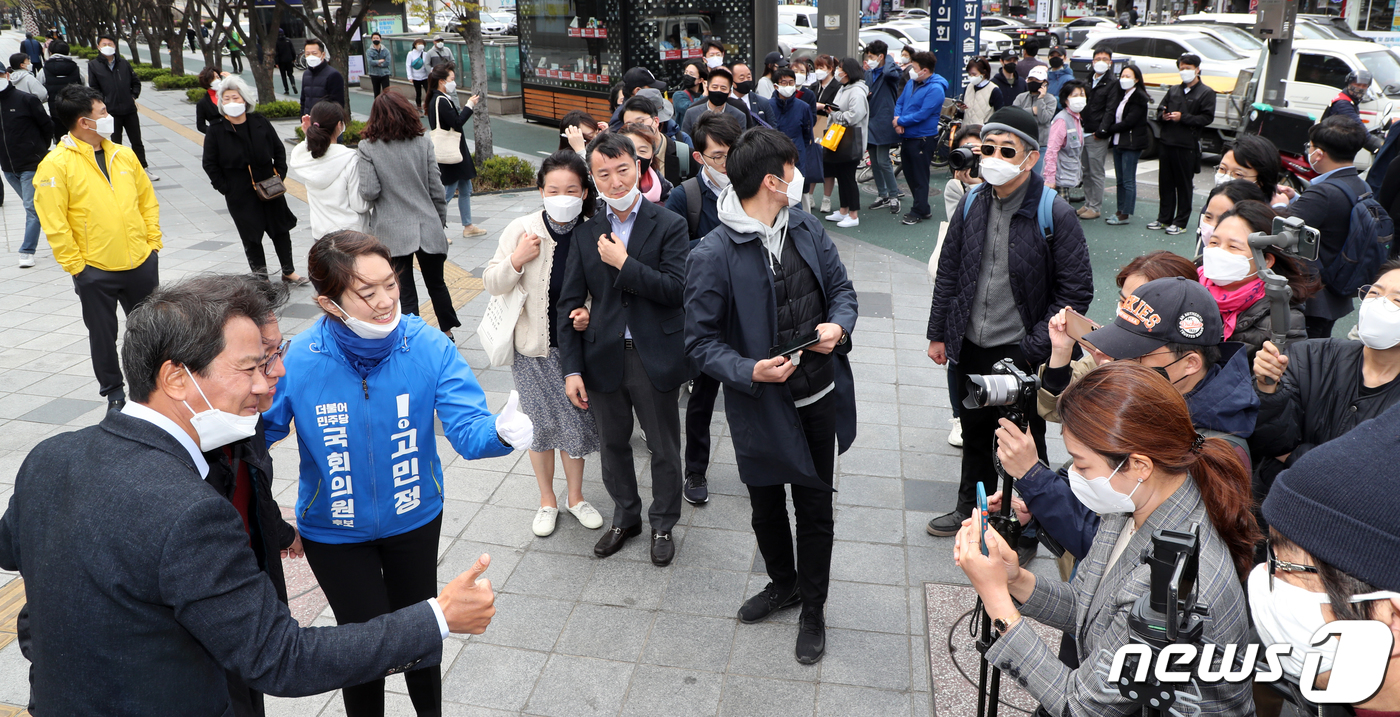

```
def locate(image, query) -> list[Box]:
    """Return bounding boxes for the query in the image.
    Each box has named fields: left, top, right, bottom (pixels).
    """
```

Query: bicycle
left=856, top=143, right=902, bottom=183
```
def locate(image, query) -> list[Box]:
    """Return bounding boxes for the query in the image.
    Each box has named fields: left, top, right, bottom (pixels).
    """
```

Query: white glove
left=495, top=390, right=533, bottom=450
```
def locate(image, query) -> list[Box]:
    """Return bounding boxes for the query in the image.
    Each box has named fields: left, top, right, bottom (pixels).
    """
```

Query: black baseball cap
left=1082, top=277, right=1224, bottom=359
left=623, top=66, right=668, bottom=94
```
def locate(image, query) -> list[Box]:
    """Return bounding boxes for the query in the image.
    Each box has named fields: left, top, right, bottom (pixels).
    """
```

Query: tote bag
left=431, top=96, right=464, bottom=164
left=477, top=285, right=527, bottom=367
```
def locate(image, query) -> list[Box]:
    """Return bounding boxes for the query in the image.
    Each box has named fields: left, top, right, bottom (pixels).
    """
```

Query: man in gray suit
left=0, top=276, right=497, bottom=715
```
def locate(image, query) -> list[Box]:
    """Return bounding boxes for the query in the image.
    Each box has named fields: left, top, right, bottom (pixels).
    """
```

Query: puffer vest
left=771, top=232, right=832, bottom=401
left=1052, top=109, right=1084, bottom=188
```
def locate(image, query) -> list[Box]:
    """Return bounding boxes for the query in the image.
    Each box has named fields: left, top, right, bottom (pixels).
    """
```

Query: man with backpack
left=923, top=107, right=1093, bottom=543
left=663, top=112, right=742, bottom=506
left=1286, top=116, right=1394, bottom=338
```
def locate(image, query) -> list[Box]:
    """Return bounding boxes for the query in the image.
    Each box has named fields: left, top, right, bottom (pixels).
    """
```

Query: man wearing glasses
left=924, top=106, right=1093, bottom=556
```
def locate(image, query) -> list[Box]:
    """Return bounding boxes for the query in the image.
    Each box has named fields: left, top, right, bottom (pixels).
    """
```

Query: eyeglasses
left=1267, top=540, right=1318, bottom=592
left=702, top=152, right=728, bottom=165
left=979, top=144, right=1023, bottom=159
left=1214, top=164, right=1258, bottom=181
left=259, top=338, right=290, bottom=377
left=1359, top=284, right=1400, bottom=308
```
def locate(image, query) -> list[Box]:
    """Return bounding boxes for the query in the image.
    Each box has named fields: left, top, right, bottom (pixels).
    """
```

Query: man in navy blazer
left=0, top=276, right=498, bottom=716
left=731, top=62, right=773, bottom=128
left=557, top=132, right=691, bottom=567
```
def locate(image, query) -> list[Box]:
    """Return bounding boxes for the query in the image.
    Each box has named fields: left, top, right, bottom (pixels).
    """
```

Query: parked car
left=982, top=30, right=1016, bottom=58
left=1060, top=16, right=1118, bottom=48
left=779, top=5, right=819, bottom=32
left=981, top=15, right=1054, bottom=50
left=479, top=12, right=513, bottom=35
left=867, top=21, right=930, bottom=52
left=778, top=21, right=817, bottom=56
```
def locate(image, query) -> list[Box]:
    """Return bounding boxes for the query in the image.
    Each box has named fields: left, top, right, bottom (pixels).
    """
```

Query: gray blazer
left=358, top=134, right=449, bottom=257
left=0, top=410, right=443, bottom=715
left=984, top=476, right=1255, bottom=716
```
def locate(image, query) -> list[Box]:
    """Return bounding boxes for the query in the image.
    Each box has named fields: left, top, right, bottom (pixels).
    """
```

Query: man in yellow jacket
left=36, top=85, right=160, bottom=411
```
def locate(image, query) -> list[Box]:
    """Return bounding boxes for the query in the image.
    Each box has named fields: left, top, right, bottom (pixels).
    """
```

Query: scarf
left=640, top=166, right=662, bottom=204
left=1198, top=268, right=1267, bottom=339
left=207, top=88, right=217, bottom=104
left=544, top=209, right=581, bottom=236
left=326, top=315, right=403, bottom=379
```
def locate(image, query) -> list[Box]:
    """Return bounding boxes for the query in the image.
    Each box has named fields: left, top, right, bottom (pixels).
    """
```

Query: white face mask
left=703, top=158, right=730, bottom=188
left=1093, top=60, right=1111, bottom=75
left=908, top=67, right=920, bottom=80
left=306, top=55, right=323, bottom=68
left=777, top=85, right=796, bottom=98
left=706, top=55, right=724, bottom=69
left=967, top=74, right=980, bottom=85
left=1198, top=222, right=1215, bottom=245
left=1247, top=562, right=1400, bottom=680
left=772, top=169, right=804, bottom=207
left=1068, top=96, right=1087, bottom=113
left=444, top=80, right=456, bottom=95
left=1214, top=171, right=1233, bottom=186
left=794, top=72, right=807, bottom=85
left=223, top=102, right=246, bottom=118
left=601, top=180, right=640, bottom=212
left=99, top=45, right=116, bottom=57
left=813, top=69, right=829, bottom=81
left=864, top=58, right=879, bottom=70
left=835, top=71, right=847, bottom=83
left=435, top=42, right=444, bottom=48
left=542, top=194, right=584, bottom=223
left=0, top=79, right=10, bottom=93
left=87, top=115, right=115, bottom=138
left=332, top=299, right=401, bottom=340
left=1202, top=246, right=1255, bottom=284
left=1120, top=77, right=1135, bottom=91
left=182, top=366, right=260, bottom=451
left=1068, top=460, right=1140, bottom=514
left=1180, top=69, right=1197, bottom=84
left=1358, top=296, right=1400, bottom=349
left=980, top=154, right=1028, bottom=186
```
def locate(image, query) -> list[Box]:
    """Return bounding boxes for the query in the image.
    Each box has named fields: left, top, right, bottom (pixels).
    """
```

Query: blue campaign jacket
left=265, top=314, right=511, bottom=544
left=894, top=74, right=948, bottom=139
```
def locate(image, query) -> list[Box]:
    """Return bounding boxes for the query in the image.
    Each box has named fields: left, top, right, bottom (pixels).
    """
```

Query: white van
left=779, top=5, right=818, bottom=31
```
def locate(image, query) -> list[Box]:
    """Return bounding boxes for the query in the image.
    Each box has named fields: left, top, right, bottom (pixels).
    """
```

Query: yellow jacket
left=34, top=134, right=161, bottom=275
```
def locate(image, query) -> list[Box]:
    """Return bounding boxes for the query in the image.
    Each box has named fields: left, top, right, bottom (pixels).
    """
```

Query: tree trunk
left=458, top=5, right=491, bottom=161
left=246, top=4, right=284, bottom=105
left=126, top=38, right=143, bottom=63
left=166, top=32, right=185, bottom=74
left=146, top=38, right=162, bottom=68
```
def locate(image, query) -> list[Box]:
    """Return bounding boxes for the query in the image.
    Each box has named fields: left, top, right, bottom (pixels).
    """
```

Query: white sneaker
left=837, top=216, right=860, bottom=228
left=532, top=506, right=559, bottom=536
left=17, top=254, right=34, bottom=268
left=825, top=210, right=847, bottom=222
left=820, top=197, right=831, bottom=213
left=948, top=418, right=963, bottom=448
left=562, top=496, right=604, bottom=529
left=146, top=171, right=160, bottom=182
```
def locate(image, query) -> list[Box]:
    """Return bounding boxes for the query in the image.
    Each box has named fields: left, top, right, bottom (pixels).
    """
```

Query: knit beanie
left=980, top=107, right=1041, bottom=154
left=1262, top=401, right=1400, bottom=593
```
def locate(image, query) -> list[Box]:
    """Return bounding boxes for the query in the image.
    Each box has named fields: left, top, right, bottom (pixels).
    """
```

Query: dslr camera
left=948, top=145, right=981, bottom=178
left=963, top=358, right=1039, bottom=427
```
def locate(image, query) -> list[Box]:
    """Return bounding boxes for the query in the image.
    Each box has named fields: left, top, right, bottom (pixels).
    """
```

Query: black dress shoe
left=593, top=523, right=641, bottom=558
left=650, top=529, right=675, bottom=566
left=683, top=472, right=709, bottom=505
left=738, top=582, right=801, bottom=624
left=795, top=608, right=826, bottom=664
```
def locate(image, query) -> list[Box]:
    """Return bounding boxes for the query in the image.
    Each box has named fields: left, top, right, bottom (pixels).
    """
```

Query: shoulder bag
left=431, top=96, right=464, bottom=164
left=250, top=167, right=286, bottom=201
left=477, top=284, right=527, bottom=367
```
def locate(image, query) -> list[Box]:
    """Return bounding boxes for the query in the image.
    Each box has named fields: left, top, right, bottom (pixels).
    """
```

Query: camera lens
left=964, top=374, right=1020, bottom=409
left=948, top=146, right=979, bottom=171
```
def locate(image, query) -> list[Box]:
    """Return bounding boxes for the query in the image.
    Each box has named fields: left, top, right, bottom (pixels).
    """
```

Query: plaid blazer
left=983, top=476, right=1255, bottom=716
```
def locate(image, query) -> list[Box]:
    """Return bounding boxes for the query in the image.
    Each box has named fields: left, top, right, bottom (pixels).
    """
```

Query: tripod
left=973, top=410, right=1029, bottom=717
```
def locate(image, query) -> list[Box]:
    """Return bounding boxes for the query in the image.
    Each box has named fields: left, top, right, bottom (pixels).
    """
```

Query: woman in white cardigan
left=484, top=150, right=604, bottom=538
left=288, top=101, right=369, bottom=239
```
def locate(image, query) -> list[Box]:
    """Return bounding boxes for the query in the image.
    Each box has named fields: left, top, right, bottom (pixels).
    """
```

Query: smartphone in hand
left=975, top=483, right=990, bottom=557
left=1064, top=307, right=1101, bottom=345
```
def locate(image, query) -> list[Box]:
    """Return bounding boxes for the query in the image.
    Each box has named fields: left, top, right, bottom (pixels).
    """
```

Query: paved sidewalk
left=0, top=35, right=1075, bottom=716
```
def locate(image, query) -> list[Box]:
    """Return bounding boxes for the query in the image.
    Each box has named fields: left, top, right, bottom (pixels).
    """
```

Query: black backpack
left=681, top=176, right=703, bottom=239
left=1317, top=175, right=1395, bottom=297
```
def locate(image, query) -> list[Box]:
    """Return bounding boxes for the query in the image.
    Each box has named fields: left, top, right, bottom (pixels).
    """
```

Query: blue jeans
left=444, top=178, right=473, bottom=225
left=869, top=144, right=898, bottom=199
left=5, top=171, right=39, bottom=255
left=1113, top=148, right=1142, bottom=217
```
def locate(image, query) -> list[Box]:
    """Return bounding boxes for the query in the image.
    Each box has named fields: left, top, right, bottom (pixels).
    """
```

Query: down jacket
left=926, top=171, right=1094, bottom=366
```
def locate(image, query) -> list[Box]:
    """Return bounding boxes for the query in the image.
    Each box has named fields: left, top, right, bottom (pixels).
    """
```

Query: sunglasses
left=1267, top=539, right=1318, bottom=592
left=979, top=144, right=1022, bottom=160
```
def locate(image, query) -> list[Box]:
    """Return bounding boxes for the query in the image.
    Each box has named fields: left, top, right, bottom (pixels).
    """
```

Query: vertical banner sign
left=931, top=0, right=980, bottom=94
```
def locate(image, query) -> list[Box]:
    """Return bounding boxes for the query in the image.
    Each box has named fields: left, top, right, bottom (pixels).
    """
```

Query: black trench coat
left=202, top=113, right=298, bottom=237
left=683, top=210, right=859, bottom=491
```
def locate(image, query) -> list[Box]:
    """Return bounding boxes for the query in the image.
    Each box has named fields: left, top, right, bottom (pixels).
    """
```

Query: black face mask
left=708, top=90, right=730, bottom=106
left=679, top=74, right=696, bottom=90
left=1049, top=57, right=1063, bottom=69
left=372, top=40, right=380, bottom=45
left=734, top=80, right=755, bottom=96
left=1003, top=63, right=1017, bottom=74
left=1027, top=80, right=1043, bottom=93
left=1149, top=353, right=1191, bottom=386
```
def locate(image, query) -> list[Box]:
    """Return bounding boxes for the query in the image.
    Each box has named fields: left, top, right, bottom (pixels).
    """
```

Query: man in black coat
left=87, top=35, right=155, bottom=179
left=39, top=40, right=81, bottom=143
left=993, top=51, right=1027, bottom=106
left=1151, top=52, right=1214, bottom=234
left=0, top=64, right=54, bottom=268
left=0, top=275, right=499, bottom=716
left=731, top=62, right=773, bottom=128
left=300, top=38, right=345, bottom=115
left=275, top=28, right=297, bottom=95
left=923, top=107, right=1094, bottom=548
left=685, top=128, right=858, bottom=665
left=557, top=132, right=690, bottom=567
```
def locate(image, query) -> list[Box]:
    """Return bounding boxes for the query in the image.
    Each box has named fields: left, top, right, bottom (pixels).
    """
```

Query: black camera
left=963, top=358, right=1039, bottom=427
left=948, top=146, right=981, bottom=178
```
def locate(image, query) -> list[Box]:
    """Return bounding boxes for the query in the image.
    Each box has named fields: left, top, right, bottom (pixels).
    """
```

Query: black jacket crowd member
left=1152, top=52, right=1215, bottom=232
left=87, top=35, right=153, bottom=177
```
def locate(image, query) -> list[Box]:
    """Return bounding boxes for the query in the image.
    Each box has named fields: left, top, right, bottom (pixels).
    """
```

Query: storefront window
left=518, top=0, right=624, bottom=91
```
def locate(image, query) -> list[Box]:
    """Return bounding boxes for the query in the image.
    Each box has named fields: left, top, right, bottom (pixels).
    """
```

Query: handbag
left=431, top=96, right=464, bottom=164
left=819, top=122, right=846, bottom=151
left=249, top=166, right=286, bottom=201
left=477, top=284, right=527, bottom=367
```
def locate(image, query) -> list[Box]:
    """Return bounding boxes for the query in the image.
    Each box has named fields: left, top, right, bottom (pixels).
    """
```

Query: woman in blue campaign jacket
left=264, top=230, right=529, bottom=715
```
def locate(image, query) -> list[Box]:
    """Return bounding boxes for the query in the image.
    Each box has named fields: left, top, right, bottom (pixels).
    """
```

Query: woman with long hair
left=558, top=109, right=606, bottom=154
left=1101, top=63, right=1150, bottom=226
left=809, top=54, right=841, bottom=213
left=264, top=231, right=531, bottom=717
left=426, top=62, right=485, bottom=239
left=822, top=57, right=868, bottom=228
left=483, top=151, right=604, bottom=537
left=200, top=75, right=305, bottom=284
left=288, top=100, right=369, bottom=238
left=955, top=361, right=1257, bottom=715
left=357, top=91, right=458, bottom=340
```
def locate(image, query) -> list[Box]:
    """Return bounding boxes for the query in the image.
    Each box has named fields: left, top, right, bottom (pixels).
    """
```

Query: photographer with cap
left=1248, top=403, right=1400, bottom=717
left=1322, top=70, right=1372, bottom=129
left=925, top=106, right=1093, bottom=543
left=1251, top=259, right=1400, bottom=532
